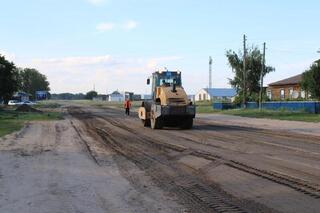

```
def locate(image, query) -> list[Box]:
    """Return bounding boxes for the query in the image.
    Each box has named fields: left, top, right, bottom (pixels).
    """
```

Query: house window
left=267, top=90, right=272, bottom=100
left=280, top=89, right=285, bottom=100
left=198, top=94, right=202, bottom=101
left=203, top=94, right=206, bottom=100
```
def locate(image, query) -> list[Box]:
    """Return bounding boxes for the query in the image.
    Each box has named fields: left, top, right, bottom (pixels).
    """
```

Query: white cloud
left=32, top=55, right=113, bottom=66
left=86, top=0, right=107, bottom=6
left=96, top=22, right=115, bottom=32
left=26, top=55, right=182, bottom=94
left=96, top=20, right=138, bottom=32
left=123, top=20, right=138, bottom=30
left=147, top=56, right=183, bottom=69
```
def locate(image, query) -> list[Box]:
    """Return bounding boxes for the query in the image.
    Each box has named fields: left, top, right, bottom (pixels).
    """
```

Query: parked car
left=8, top=100, right=19, bottom=106
left=18, top=101, right=35, bottom=106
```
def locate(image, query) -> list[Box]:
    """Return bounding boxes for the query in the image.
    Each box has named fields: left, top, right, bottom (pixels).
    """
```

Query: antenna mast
left=209, top=56, right=213, bottom=89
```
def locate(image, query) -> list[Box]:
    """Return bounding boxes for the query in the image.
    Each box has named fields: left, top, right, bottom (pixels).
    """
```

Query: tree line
left=51, top=91, right=98, bottom=100
left=0, top=55, right=50, bottom=103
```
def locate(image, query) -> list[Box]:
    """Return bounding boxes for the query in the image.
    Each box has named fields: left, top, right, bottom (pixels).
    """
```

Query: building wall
left=195, top=89, right=211, bottom=101
left=108, top=95, right=124, bottom=102
left=195, top=89, right=236, bottom=102
left=267, top=84, right=302, bottom=100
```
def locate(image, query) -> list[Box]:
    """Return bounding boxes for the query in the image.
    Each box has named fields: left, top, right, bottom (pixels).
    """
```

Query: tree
left=85, top=91, right=98, bottom=100
left=301, top=59, right=320, bottom=100
left=226, top=46, right=275, bottom=104
left=0, top=55, right=20, bottom=103
left=19, top=68, right=50, bottom=99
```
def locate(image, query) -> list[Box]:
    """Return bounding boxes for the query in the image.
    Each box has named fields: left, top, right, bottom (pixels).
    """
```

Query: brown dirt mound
left=15, top=104, right=42, bottom=113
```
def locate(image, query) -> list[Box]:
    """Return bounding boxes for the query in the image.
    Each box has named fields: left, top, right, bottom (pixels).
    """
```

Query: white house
left=13, top=92, right=31, bottom=102
left=108, top=91, right=125, bottom=102
left=195, top=88, right=237, bottom=102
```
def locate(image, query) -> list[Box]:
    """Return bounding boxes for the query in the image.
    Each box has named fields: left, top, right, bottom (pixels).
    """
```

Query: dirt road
left=1, top=103, right=320, bottom=213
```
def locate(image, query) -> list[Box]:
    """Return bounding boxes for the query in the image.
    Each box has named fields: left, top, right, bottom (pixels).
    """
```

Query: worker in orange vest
left=124, top=99, right=132, bottom=115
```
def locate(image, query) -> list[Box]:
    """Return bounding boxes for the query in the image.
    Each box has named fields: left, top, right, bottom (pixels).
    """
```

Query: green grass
left=195, top=101, right=221, bottom=113
left=222, top=109, right=320, bottom=122
left=34, top=101, right=62, bottom=109
left=0, top=109, right=63, bottom=137
left=0, top=120, right=23, bottom=137
left=69, top=100, right=142, bottom=109
left=196, top=105, right=221, bottom=113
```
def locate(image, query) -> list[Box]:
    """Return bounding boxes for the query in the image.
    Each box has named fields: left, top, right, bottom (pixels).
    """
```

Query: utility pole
left=209, top=56, right=213, bottom=89
left=259, top=42, right=266, bottom=111
left=243, top=34, right=247, bottom=108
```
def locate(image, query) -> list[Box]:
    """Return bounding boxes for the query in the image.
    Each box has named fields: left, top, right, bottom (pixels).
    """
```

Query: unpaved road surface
left=1, top=103, right=320, bottom=213
left=198, top=113, right=320, bottom=137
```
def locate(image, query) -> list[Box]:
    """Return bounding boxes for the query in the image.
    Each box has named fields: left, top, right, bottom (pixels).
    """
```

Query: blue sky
left=0, top=0, right=319, bottom=94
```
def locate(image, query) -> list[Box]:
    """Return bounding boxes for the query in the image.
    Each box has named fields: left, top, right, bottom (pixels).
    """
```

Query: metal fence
left=213, top=101, right=320, bottom=114
left=246, top=101, right=320, bottom=114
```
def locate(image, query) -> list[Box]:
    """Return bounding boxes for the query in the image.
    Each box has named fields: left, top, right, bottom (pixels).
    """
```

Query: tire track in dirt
left=92, top=109, right=320, bottom=199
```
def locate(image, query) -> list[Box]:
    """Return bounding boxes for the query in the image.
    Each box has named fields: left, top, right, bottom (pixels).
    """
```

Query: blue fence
left=213, top=102, right=235, bottom=110
left=246, top=101, right=320, bottom=114
left=213, top=101, right=320, bottom=113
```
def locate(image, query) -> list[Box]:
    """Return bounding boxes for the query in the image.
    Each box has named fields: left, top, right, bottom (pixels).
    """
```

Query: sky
left=0, top=0, right=319, bottom=95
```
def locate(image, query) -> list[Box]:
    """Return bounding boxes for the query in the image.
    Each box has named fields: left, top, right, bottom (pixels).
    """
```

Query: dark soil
left=15, top=104, right=42, bottom=113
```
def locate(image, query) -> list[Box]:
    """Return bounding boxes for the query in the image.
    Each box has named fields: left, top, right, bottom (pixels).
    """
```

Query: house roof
left=110, top=93, right=123, bottom=97
left=268, top=74, right=302, bottom=86
left=111, top=91, right=121, bottom=95
left=204, top=88, right=237, bottom=97
left=13, top=92, right=32, bottom=97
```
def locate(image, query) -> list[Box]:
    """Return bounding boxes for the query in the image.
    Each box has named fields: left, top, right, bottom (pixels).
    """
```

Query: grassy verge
left=34, top=101, right=62, bottom=109
left=195, top=101, right=221, bottom=113
left=69, top=100, right=142, bottom=109
left=196, top=105, right=221, bottom=113
left=222, top=109, right=320, bottom=122
left=0, top=108, right=63, bottom=137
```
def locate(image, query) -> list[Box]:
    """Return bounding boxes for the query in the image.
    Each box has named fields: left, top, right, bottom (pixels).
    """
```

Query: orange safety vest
left=124, top=100, right=131, bottom=109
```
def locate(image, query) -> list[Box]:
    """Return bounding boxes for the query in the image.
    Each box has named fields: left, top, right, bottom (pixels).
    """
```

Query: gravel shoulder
left=198, top=113, right=320, bottom=136
left=0, top=118, right=184, bottom=213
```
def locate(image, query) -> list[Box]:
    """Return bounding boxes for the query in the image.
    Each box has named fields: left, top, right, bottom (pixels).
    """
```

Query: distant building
left=124, top=92, right=134, bottom=100
left=36, top=91, right=48, bottom=100
left=108, top=91, right=125, bottom=102
left=93, top=95, right=107, bottom=101
left=195, top=88, right=237, bottom=102
left=13, top=92, right=31, bottom=102
left=132, top=94, right=141, bottom=101
left=267, top=74, right=305, bottom=100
